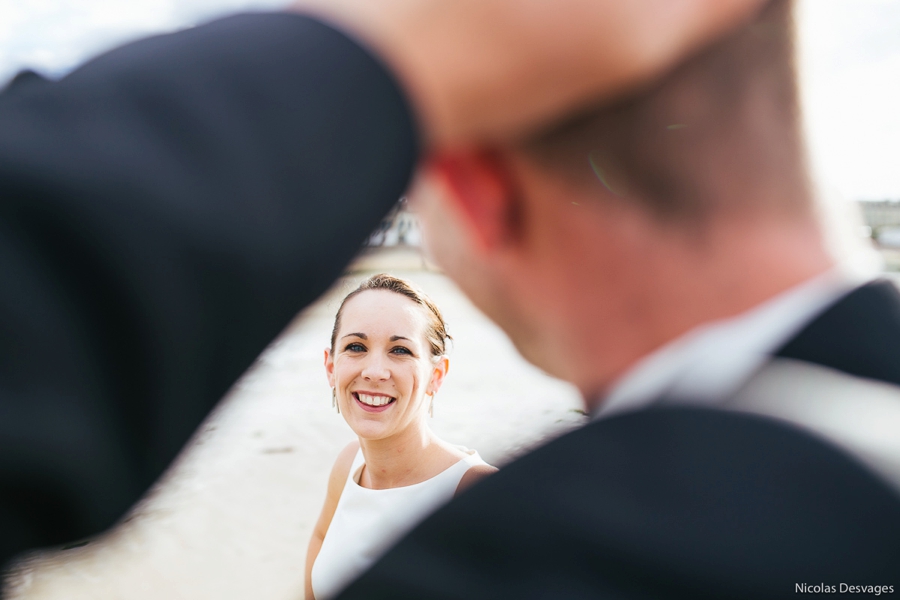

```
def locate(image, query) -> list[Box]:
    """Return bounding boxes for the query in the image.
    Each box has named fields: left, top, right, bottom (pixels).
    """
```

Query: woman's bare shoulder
left=309, top=441, right=360, bottom=553
left=455, top=463, right=498, bottom=497
left=329, top=440, right=360, bottom=487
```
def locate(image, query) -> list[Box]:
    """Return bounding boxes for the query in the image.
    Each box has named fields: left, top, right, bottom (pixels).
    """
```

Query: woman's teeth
left=356, top=393, right=394, bottom=407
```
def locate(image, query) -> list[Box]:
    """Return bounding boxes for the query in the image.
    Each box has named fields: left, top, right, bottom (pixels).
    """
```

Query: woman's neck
left=357, top=424, right=455, bottom=489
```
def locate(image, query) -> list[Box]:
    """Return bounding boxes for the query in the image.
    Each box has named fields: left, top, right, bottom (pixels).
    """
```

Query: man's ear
left=426, top=149, right=519, bottom=252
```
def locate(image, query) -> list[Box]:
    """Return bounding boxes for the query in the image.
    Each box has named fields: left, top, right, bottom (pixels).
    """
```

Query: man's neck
left=568, top=211, right=835, bottom=406
left=594, top=266, right=859, bottom=417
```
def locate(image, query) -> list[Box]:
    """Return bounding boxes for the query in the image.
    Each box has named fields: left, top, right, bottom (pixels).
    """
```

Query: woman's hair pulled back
left=330, top=273, right=451, bottom=359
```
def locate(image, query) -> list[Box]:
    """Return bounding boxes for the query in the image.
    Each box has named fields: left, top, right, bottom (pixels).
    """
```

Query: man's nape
left=520, top=0, right=806, bottom=221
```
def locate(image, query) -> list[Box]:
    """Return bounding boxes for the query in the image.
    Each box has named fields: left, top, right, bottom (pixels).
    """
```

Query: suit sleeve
left=0, top=13, right=418, bottom=564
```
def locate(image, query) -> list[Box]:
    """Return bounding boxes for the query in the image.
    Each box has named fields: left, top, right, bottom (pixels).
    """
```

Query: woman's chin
left=346, top=415, right=394, bottom=440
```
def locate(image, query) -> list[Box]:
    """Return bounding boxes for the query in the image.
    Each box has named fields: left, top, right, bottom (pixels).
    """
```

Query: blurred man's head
left=413, top=0, right=832, bottom=403
left=519, top=0, right=807, bottom=221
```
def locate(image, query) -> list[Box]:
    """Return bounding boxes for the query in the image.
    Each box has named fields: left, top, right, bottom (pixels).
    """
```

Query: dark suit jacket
left=0, top=14, right=418, bottom=565
left=337, top=281, right=900, bottom=599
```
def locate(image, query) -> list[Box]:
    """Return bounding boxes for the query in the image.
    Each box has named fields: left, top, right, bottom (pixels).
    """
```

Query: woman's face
left=325, top=289, right=447, bottom=441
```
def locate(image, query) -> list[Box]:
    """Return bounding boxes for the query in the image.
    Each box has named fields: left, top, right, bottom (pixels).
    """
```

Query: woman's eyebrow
left=342, top=333, right=367, bottom=340
left=390, top=335, right=411, bottom=342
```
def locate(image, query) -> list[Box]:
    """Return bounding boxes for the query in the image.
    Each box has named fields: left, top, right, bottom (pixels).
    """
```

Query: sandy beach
left=5, top=246, right=585, bottom=600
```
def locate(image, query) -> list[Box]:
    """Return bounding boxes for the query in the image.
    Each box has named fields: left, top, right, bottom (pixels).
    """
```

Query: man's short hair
left=520, top=0, right=808, bottom=220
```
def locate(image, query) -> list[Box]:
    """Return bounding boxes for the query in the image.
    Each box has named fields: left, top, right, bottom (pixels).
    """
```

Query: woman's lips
left=353, top=392, right=396, bottom=413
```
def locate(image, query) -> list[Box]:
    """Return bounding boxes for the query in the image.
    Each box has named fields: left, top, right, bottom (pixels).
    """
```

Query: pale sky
left=796, top=0, right=900, bottom=201
left=0, top=0, right=898, bottom=201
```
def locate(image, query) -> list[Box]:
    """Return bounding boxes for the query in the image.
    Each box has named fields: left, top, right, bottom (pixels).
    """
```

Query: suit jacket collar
left=775, top=278, right=900, bottom=386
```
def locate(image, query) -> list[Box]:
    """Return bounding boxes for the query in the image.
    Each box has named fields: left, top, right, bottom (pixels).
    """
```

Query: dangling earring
left=428, top=392, right=435, bottom=418
left=332, top=388, right=340, bottom=414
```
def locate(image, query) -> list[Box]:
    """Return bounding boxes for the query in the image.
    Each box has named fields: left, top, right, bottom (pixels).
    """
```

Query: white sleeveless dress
left=311, top=447, right=489, bottom=599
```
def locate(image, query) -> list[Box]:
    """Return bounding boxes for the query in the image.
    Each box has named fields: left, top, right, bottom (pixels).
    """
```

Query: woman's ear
left=428, top=356, right=450, bottom=395
left=324, top=348, right=335, bottom=387
left=427, top=149, right=519, bottom=252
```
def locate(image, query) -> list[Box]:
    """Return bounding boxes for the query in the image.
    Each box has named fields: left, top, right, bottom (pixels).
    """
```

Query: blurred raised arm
left=0, top=14, right=415, bottom=565
left=292, top=0, right=768, bottom=145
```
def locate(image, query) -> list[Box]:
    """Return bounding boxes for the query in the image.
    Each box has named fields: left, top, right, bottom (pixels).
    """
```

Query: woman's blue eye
left=345, top=343, right=366, bottom=352
left=391, top=346, right=412, bottom=355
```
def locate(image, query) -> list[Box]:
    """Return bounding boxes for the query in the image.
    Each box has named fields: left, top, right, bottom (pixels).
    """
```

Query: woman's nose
left=361, top=355, right=390, bottom=380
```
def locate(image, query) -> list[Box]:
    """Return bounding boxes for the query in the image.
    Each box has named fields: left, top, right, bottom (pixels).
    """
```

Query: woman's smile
left=353, top=391, right=396, bottom=412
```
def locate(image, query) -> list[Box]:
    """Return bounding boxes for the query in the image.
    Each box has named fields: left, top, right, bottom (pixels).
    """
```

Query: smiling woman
left=304, top=274, right=497, bottom=600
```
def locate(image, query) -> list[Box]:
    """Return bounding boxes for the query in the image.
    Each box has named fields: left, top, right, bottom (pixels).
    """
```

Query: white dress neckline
left=311, top=445, right=488, bottom=599
left=349, top=446, right=482, bottom=491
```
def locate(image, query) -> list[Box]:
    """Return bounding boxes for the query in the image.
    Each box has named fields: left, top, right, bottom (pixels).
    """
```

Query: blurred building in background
left=859, top=200, right=900, bottom=271
left=365, top=198, right=421, bottom=248
left=860, top=200, right=900, bottom=245
left=860, top=200, right=900, bottom=248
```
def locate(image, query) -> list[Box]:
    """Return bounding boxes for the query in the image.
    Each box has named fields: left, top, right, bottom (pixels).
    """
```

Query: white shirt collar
left=594, top=268, right=866, bottom=420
